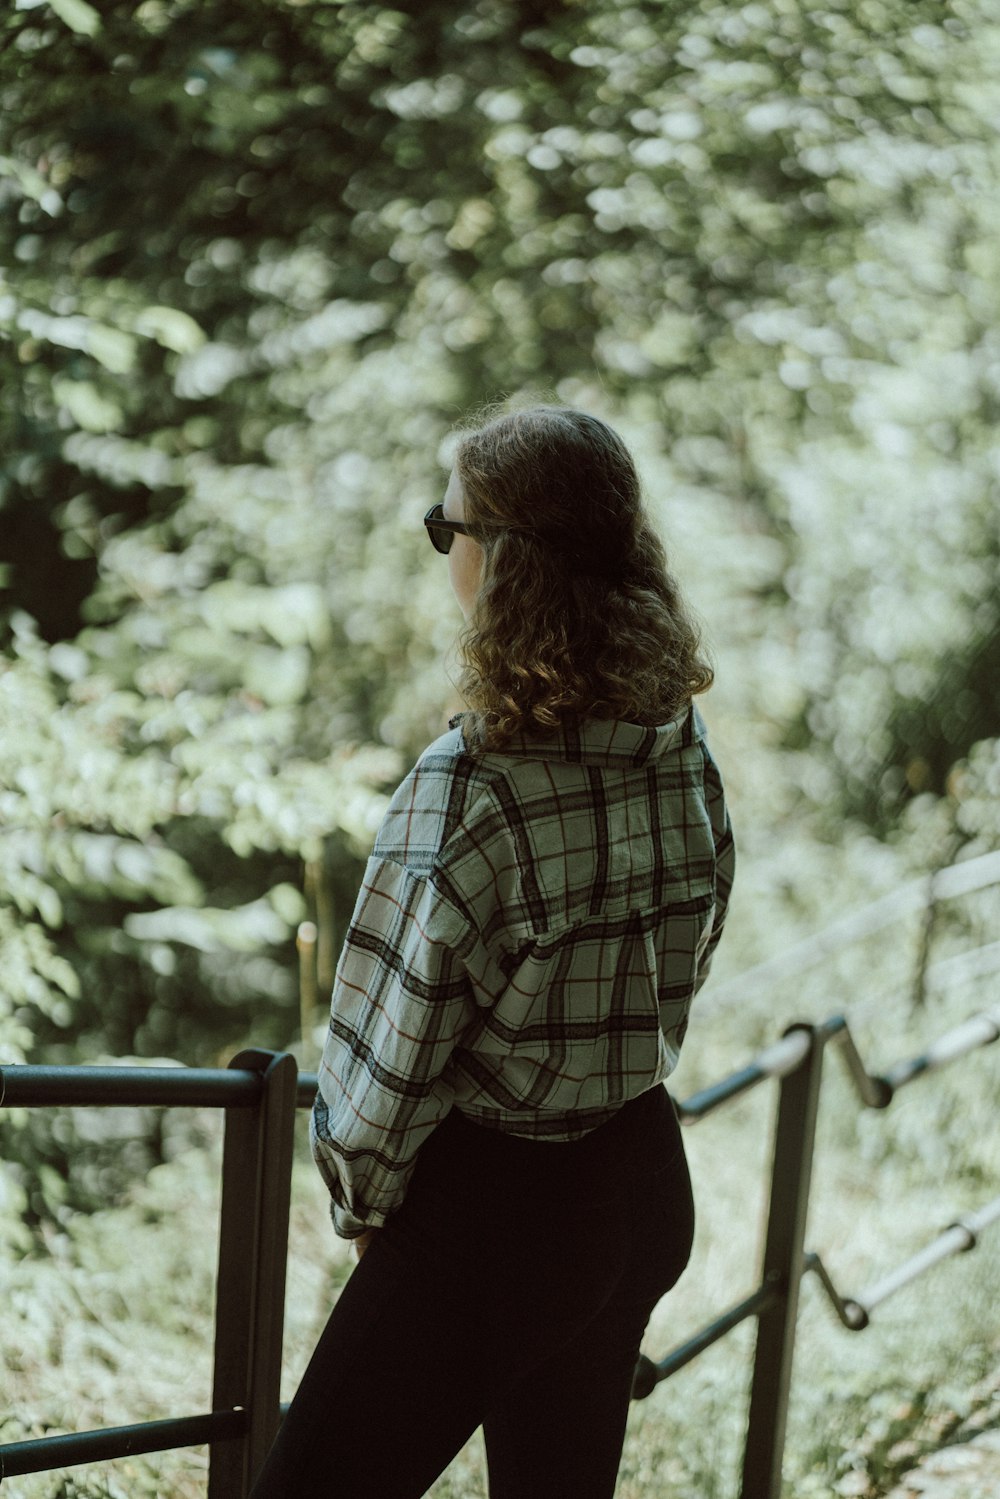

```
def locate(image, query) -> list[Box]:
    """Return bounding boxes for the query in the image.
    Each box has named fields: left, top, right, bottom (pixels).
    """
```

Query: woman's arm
left=353, top=1227, right=378, bottom=1260
left=311, top=853, right=474, bottom=1239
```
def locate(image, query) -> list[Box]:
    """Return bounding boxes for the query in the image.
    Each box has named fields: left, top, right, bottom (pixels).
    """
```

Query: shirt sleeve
left=310, top=853, right=474, bottom=1239
left=693, top=745, right=736, bottom=993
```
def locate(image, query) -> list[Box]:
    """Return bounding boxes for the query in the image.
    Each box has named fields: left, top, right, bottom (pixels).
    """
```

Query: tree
left=1, top=0, right=997, bottom=1093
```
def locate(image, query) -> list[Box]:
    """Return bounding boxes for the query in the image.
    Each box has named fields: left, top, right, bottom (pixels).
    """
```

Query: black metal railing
left=1, top=1004, right=998, bottom=1497
left=0, top=1048, right=297, bottom=1498
left=634, top=1003, right=1000, bottom=1498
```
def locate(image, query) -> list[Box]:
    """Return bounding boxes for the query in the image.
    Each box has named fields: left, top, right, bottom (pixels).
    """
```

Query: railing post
left=209, top=1049, right=298, bottom=1499
left=740, top=1024, right=824, bottom=1499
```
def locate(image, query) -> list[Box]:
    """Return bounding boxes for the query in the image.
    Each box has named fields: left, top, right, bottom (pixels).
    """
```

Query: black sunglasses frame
left=422, top=504, right=620, bottom=579
left=423, top=503, right=474, bottom=555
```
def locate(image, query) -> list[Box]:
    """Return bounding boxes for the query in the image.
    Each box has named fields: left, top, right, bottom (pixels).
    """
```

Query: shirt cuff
left=330, top=1199, right=388, bottom=1241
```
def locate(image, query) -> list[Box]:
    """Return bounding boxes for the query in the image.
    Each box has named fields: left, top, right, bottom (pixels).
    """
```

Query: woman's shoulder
left=371, top=720, right=502, bottom=873
left=427, top=714, right=474, bottom=758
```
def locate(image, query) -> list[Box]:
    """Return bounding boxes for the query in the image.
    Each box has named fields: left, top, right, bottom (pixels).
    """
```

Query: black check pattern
left=312, top=704, right=735, bottom=1237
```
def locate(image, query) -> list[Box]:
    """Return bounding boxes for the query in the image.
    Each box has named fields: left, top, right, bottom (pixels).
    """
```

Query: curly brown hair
left=450, top=401, right=714, bottom=753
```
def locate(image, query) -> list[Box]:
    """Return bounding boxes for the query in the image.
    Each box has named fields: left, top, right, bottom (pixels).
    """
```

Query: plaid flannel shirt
left=312, top=702, right=735, bottom=1238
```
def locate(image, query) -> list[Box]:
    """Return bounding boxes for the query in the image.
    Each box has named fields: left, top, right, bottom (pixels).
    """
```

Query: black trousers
left=249, top=1083, right=695, bottom=1499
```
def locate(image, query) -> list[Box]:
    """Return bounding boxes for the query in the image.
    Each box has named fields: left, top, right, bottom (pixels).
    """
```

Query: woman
left=249, top=402, right=735, bottom=1499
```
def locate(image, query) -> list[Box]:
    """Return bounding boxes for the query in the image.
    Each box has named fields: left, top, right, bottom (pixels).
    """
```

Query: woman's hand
left=354, top=1228, right=378, bottom=1260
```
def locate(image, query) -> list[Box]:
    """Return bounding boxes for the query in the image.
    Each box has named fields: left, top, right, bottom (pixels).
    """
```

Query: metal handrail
left=676, top=1028, right=813, bottom=1122
left=1, top=1001, right=997, bottom=1497
left=0, top=1411, right=246, bottom=1479
left=10, top=1001, right=995, bottom=1119
left=806, top=1193, right=1000, bottom=1332
left=881, top=1005, right=1000, bottom=1092
left=702, top=847, right=1000, bottom=1011
left=0, top=1065, right=262, bottom=1110
left=626, top=1004, right=1000, bottom=1499
left=631, top=1279, right=782, bottom=1398
left=0, top=1048, right=296, bottom=1496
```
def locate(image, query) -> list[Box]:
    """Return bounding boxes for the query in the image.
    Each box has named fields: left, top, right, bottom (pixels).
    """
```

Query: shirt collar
left=448, top=703, right=704, bottom=768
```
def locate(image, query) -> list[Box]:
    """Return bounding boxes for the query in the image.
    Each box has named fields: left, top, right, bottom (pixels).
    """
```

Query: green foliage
left=1, top=2, right=999, bottom=1490
left=3, top=0, right=998, bottom=1090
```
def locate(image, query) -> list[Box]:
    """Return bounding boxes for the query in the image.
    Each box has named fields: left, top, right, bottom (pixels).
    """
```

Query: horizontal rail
left=7, top=1003, right=987, bottom=1125
left=848, top=1194, right=1000, bottom=1325
left=632, top=1278, right=782, bottom=1399
left=870, top=938, right=1000, bottom=1015
left=922, top=937, right=1000, bottom=994
left=0, top=1409, right=246, bottom=1479
left=0, top=1066, right=264, bottom=1110
left=703, top=847, right=1000, bottom=1011
left=301, top=1004, right=994, bottom=1130
left=806, top=1193, right=1000, bottom=1331
left=881, top=1005, right=1000, bottom=1094
left=825, top=1004, right=1000, bottom=1109
left=677, top=1028, right=814, bottom=1122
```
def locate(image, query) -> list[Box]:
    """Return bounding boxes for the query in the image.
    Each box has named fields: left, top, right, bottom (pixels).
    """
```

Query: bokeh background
left=1, top=2, right=998, bottom=1496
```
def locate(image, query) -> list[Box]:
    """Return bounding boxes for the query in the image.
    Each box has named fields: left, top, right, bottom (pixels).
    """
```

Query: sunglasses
left=423, top=502, right=476, bottom=555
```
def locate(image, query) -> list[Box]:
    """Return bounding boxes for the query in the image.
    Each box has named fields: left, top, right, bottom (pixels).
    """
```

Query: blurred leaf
left=51, top=377, right=124, bottom=434
left=0, top=153, right=61, bottom=213
left=124, top=896, right=291, bottom=953
left=133, top=305, right=206, bottom=355
left=85, top=323, right=137, bottom=375
left=45, top=0, right=101, bottom=37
